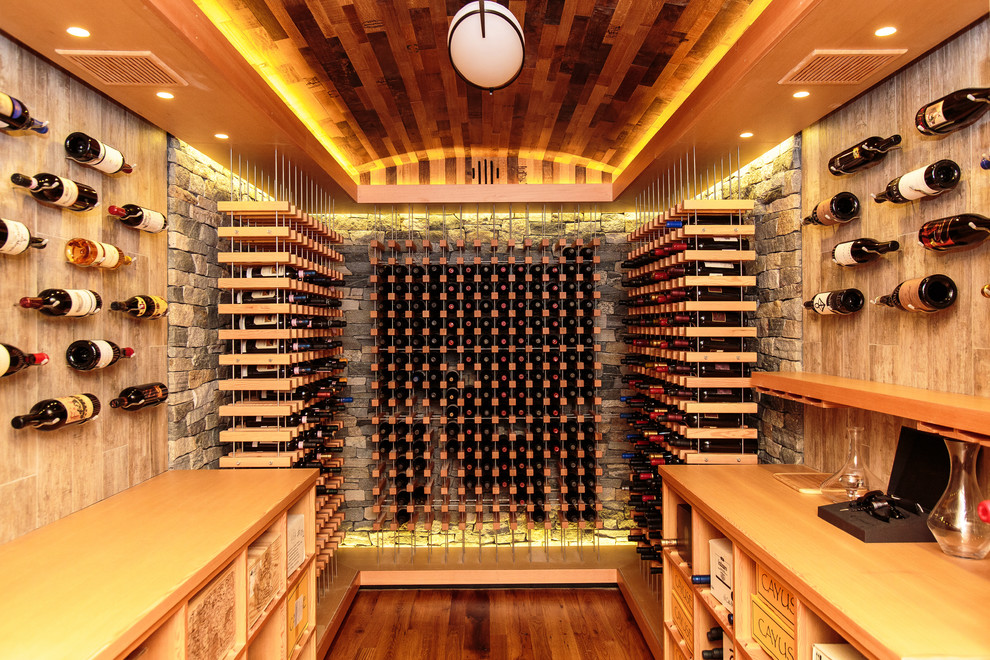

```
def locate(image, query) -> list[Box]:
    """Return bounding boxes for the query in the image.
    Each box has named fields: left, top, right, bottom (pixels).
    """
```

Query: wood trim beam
left=354, top=183, right=615, bottom=204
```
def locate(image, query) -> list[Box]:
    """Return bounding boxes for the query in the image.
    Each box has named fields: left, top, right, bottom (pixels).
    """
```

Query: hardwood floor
left=324, top=587, right=654, bottom=659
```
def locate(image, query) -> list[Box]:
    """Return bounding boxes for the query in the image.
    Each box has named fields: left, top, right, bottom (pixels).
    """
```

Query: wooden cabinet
left=0, top=469, right=318, bottom=660
left=659, top=464, right=990, bottom=659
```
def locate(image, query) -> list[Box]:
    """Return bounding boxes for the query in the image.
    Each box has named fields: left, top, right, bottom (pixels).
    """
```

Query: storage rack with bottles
left=215, top=200, right=347, bottom=586
left=620, top=199, right=758, bottom=578
left=370, top=237, right=603, bottom=542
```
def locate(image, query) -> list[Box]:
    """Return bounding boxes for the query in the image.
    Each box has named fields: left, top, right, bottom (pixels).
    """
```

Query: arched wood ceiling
left=199, top=0, right=755, bottom=185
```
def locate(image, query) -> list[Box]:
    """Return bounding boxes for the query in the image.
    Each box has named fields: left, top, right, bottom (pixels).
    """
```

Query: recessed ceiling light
left=792, top=91, right=810, bottom=98
left=875, top=26, right=897, bottom=37
left=214, top=133, right=229, bottom=140
left=66, top=27, right=90, bottom=38
left=739, top=132, right=754, bottom=138
left=156, top=91, right=174, bottom=99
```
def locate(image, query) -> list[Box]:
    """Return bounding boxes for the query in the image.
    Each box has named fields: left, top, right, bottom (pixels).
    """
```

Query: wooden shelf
left=627, top=301, right=758, bottom=314
left=218, top=277, right=342, bottom=298
left=626, top=225, right=756, bottom=258
left=218, top=200, right=342, bottom=244
left=752, top=372, right=990, bottom=445
left=218, top=226, right=341, bottom=261
left=623, top=326, right=757, bottom=338
left=627, top=249, right=756, bottom=278
left=218, top=252, right=345, bottom=282
left=627, top=276, right=756, bottom=298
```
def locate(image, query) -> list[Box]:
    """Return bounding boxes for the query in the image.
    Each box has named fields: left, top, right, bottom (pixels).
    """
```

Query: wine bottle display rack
left=370, top=237, right=603, bottom=541
left=216, top=200, right=347, bottom=586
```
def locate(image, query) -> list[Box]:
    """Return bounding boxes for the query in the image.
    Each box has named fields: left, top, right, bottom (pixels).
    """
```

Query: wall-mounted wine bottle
left=110, top=295, right=168, bottom=319
left=65, top=340, right=134, bottom=371
left=804, top=288, right=865, bottom=315
left=10, top=172, right=98, bottom=211
left=109, top=383, right=168, bottom=410
left=918, top=214, right=990, bottom=251
left=0, top=218, right=48, bottom=254
left=871, top=274, right=957, bottom=312
left=65, top=238, right=134, bottom=269
left=0, top=92, right=48, bottom=134
left=108, top=204, right=167, bottom=233
left=64, top=132, right=133, bottom=174
left=873, top=159, right=960, bottom=203
left=20, top=288, right=102, bottom=317
left=0, top=344, right=48, bottom=377
left=803, top=192, right=860, bottom=226
left=11, top=393, right=100, bottom=430
left=916, top=87, right=990, bottom=135
left=831, top=238, right=899, bottom=267
left=827, top=135, right=901, bottom=175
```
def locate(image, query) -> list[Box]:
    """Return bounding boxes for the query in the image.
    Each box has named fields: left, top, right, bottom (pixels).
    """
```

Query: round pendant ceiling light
left=448, top=0, right=525, bottom=93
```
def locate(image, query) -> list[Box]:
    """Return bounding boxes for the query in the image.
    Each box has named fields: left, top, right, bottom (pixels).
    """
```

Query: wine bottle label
left=920, top=219, right=956, bottom=249
left=66, top=289, right=99, bottom=316
left=54, top=178, right=80, bottom=208
left=133, top=295, right=168, bottom=318
left=895, top=278, right=935, bottom=312
left=258, top=266, right=285, bottom=277
left=924, top=101, right=947, bottom=129
left=92, top=340, right=115, bottom=369
left=831, top=242, right=858, bottom=266
left=897, top=167, right=937, bottom=199
left=99, top=243, right=121, bottom=268
left=812, top=198, right=837, bottom=225
left=0, top=219, right=31, bottom=254
left=246, top=339, right=279, bottom=353
left=0, top=93, right=14, bottom=120
left=242, top=365, right=278, bottom=377
left=91, top=142, right=125, bottom=174
left=0, top=345, right=9, bottom=375
left=134, top=207, right=166, bottom=232
left=56, top=395, right=96, bottom=424
left=811, top=292, right=839, bottom=315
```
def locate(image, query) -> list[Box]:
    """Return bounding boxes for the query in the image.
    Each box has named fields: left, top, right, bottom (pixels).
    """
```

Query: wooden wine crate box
left=187, top=563, right=238, bottom=660
left=751, top=593, right=796, bottom=660
left=248, top=530, right=285, bottom=626
left=709, top=537, right=733, bottom=612
left=286, top=570, right=310, bottom=653
left=756, top=562, right=796, bottom=627
left=286, top=513, right=306, bottom=576
left=670, top=589, right=694, bottom=656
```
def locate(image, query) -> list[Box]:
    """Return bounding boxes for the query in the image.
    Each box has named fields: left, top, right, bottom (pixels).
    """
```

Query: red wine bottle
left=831, top=238, right=899, bottom=267
left=11, top=393, right=100, bottom=430
left=918, top=214, right=990, bottom=252
left=916, top=87, right=990, bottom=135
left=10, top=172, right=98, bottom=211
left=873, top=159, right=960, bottom=203
left=110, top=295, right=168, bottom=319
left=20, top=288, right=102, bottom=317
left=0, top=92, right=48, bottom=133
left=804, top=288, right=865, bottom=315
left=64, top=132, right=133, bottom=174
left=827, top=135, right=901, bottom=175
left=0, top=344, right=48, bottom=377
left=108, top=204, right=167, bottom=233
left=109, top=382, right=168, bottom=410
left=803, top=192, right=860, bottom=226
left=65, top=340, right=134, bottom=371
left=871, top=274, right=957, bottom=312
left=0, top=218, right=48, bottom=254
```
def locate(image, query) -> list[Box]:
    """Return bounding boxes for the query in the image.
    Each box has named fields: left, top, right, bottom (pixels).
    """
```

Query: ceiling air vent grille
left=54, top=50, right=187, bottom=86
left=779, top=49, right=907, bottom=85
left=471, top=159, right=501, bottom=184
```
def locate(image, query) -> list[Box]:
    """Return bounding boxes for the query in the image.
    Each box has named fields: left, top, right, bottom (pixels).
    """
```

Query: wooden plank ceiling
left=203, top=0, right=753, bottom=185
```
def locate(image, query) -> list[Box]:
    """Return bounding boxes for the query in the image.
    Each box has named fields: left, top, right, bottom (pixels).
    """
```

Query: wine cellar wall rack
left=216, top=200, right=346, bottom=586
left=621, top=197, right=758, bottom=576
left=370, top=237, right=604, bottom=543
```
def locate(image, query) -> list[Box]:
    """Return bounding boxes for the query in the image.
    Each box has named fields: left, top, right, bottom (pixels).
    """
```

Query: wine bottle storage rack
left=371, top=239, right=604, bottom=538
left=621, top=199, right=758, bottom=577
left=215, top=200, right=347, bottom=586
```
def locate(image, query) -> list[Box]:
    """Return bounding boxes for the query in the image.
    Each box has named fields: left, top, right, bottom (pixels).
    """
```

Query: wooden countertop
left=660, top=464, right=990, bottom=659
left=0, top=469, right=317, bottom=660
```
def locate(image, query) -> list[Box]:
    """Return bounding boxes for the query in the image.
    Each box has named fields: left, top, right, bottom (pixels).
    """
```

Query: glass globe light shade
left=448, top=1, right=525, bottom=91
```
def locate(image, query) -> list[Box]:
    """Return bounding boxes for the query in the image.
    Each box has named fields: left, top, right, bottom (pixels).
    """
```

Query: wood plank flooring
left=324, top=587, right=654, bottom=659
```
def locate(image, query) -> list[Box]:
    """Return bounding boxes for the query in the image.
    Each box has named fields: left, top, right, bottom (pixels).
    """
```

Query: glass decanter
left=820, top=427, right=880, bottom=503
left=927, top=439, right=990, bottom=559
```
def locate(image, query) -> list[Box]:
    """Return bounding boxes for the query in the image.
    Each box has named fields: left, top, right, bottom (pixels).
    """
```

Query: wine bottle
left=64, top=132, right=133, bottom=174
left=827, top=135, right=901, bottom=175
left=19, top=288, right=102, bottom=317
left=701, top=649, right=723, bottom=660
left=871, top=274, right=957, bottom=312
left=0, top=344, right=48, bottom=377
left=109, top=382, right=168, bottom=410
left=918, top=214, right=990, bottom=251
left=916, top=87, right=990, bottom=135
left=110, top=295, right=168, bottom=319
left=873, top=159, right=961, bottom=203
left=0, top=92, right=48, bottom=133
left=65, top=237, right=134, bottom=269
left=108, top=204, right=167, bottom=233
left=831, top=238, right=899, bottom=267
left=0, top=218, right=48, bottom=254
left=803, top=192, right=860, bottom=226
left=65, top=340, right=134, bottom=371
left=10, top=172, right=98, bottom=211
left=804, top=288, right=865, bottom=315
left=11, top=393, right=100, bottom=430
